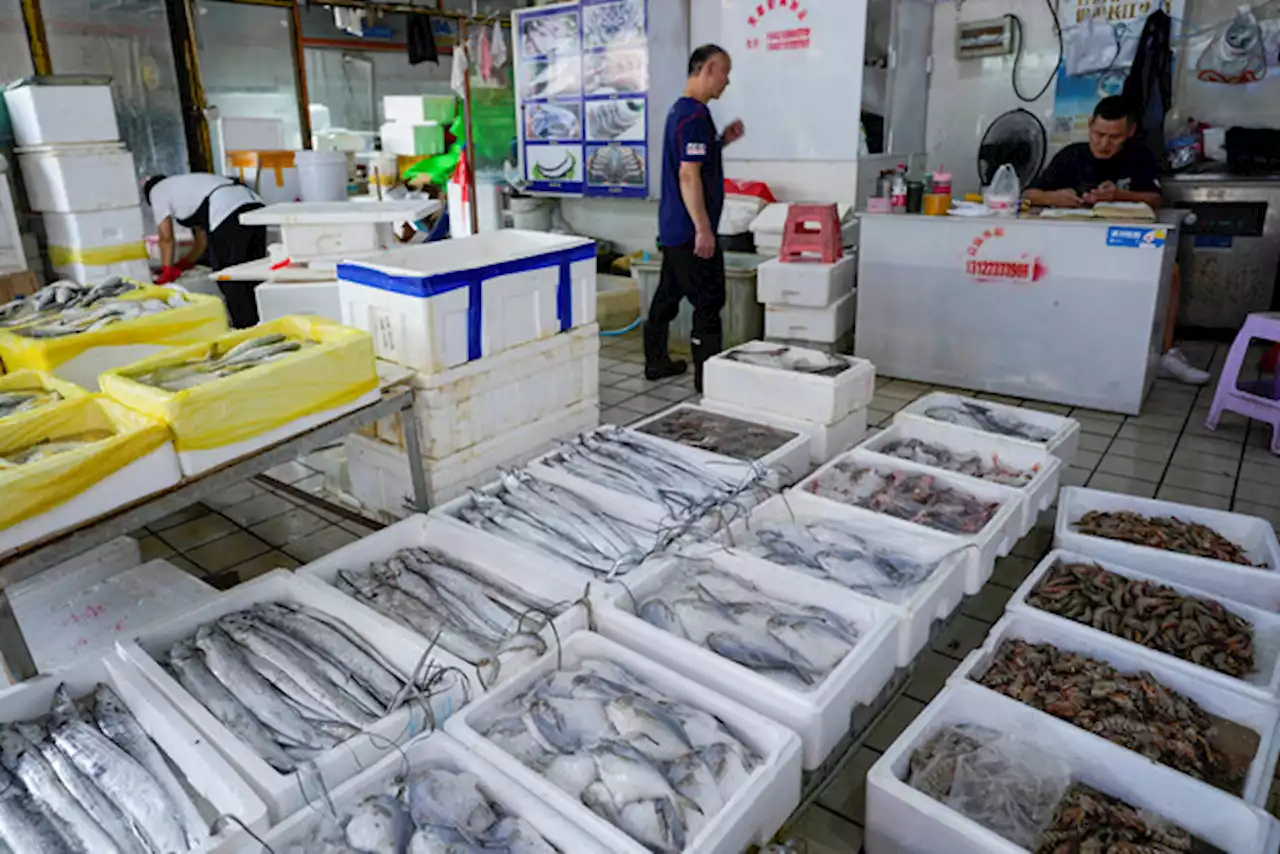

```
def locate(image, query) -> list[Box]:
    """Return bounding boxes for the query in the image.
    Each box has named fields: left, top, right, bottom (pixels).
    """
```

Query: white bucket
left=447, top=181, right=504, bottom=237
left=294, top=150, right=349, bottom=202
left=510, top=195, right=553, bottom=231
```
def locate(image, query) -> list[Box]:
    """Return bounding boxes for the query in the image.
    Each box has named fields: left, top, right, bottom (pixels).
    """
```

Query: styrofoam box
left=346, top=398, right=600, bottom=516
left=297, top=514, right=590, bottom=688
left=380, top=120, right=445, bottom=157
left=764, top=289, right=856, bottom=344
left=1008, top=549, right=1280, bottom=702
left=896, top=391, right=1082, bottom=465
left=3, top=85, right=121, bottom=147
left=43, top=205, right=145, bottom=253
left=756, top=253, right=857, bottom=308
left=240, top=200, right=437, bottom=260
left=796, top=448, right=1023, bottom=580
left=0, top=654, right=268, bottom=853
left=595, top=548, right=899, bottom=769
left=338, top=231, right=598, bottom=373
left=444, top=631, right=803, bottom=854
left=383, top=93, right=458, bottom=125
left=373, top=323, right=600, bottom=459
left=859, top=418, right=1063, bottom=538
left=628, top=402, right=814, bottom=486
left=261, top=731, right=610, bottom=853
left=1055, top=486, right=1280, bottom=612
left=950, top=611, right=1280, bottom=806
left=0, top=443, right=182, bottom=555
left=51, top=330, right=183, bottom=391
left=700, top=397, right=868, bottom=465
left=53, top=257, right=151, bottom=289
left=176, top=387, right=380, bottom=478
left=254, top=280, right=342, bottom=324
left=117, top=570, right=473, bottom=822
left=17, top=143, right=140, bottom=213
left=864, top=682, right=1279, bottom=854
left=720, top=492, right=977, bottom=663
left=703, top=340, right=876, bottom=424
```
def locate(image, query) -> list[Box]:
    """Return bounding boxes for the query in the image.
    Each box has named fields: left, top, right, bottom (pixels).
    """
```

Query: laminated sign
left=1106, top=226, right=1167, bottom=249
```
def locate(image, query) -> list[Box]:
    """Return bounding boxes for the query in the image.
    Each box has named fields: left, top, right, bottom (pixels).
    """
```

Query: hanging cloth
left=451, top=41, right=470, bottom=97
left=491, top=20, right=509, bottom=70
left=407, top=15, right=439, bottom=66
left=479, top=26, right=494, bottom=84
left=1120, top=9, right=1171, bottom=163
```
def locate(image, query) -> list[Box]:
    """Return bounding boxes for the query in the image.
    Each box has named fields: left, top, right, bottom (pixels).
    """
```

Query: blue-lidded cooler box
left=337, top=230, right=597, bottom=373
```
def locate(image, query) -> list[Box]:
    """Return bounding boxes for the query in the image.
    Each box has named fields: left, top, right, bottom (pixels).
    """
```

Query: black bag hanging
left=408, top=15, right=439, bottom=65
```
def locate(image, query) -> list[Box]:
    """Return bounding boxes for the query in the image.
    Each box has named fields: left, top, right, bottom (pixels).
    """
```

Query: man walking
left=645, top=44, right=744, bottom=391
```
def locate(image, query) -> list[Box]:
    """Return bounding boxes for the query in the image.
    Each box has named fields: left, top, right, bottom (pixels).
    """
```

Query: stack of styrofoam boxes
left=700, top=340, right=876, bottom=467
left=758, top=251, right=858, bottom=353
left=4, top=83, right=150, bottom=285
left=380, top=94, right=455, bottom=159
left=0, top=155, right=26, bottom=276
left=749, top=202, right=859, bottom=257
left=337, top=230, right=601, bottom=516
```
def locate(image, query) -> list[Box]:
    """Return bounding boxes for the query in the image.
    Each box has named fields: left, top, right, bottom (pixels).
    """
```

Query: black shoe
left=645, top=359, right=687, bottom=381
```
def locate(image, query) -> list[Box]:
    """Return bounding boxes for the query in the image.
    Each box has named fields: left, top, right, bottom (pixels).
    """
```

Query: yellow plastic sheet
left=48, top=242, right=149, bottom=267
left=0, top=287, right=229, bottom=375
left=0, top=397, right=172, bottom=530
left=0, top=370, right=89, bottom=429
left=101, top=316, right=379, bottom=452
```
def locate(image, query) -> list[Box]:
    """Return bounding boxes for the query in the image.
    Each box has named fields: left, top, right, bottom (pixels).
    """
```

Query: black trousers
left=210, top=204, right=268, bottom=329
left=644, top=243, right=725, bottom=387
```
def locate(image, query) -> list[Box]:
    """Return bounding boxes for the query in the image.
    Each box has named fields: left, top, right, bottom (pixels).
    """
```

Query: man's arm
left=1025, top=187, right=1084, bottom=208
left=179, top=229, right=207, bottom=269
left=679, top=161, right=715, bottom=259
left=157, top=216, right=176, bottom=268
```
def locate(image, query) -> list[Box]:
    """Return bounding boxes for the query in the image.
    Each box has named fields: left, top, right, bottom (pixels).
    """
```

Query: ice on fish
left=723, top=346, right=850, bottom=377
left=806, top=459, right=1000, bottom=535
left=878, top=437, right=1037, bottom=487
left=482, top=658, right=760, bottom=853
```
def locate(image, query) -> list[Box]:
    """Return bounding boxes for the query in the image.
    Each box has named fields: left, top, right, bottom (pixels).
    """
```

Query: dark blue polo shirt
left=659, top=97, right=723, bottom=247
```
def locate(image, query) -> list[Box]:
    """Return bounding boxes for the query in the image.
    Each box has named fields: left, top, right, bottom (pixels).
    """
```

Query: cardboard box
left=0, top=269, right=36, bottom=303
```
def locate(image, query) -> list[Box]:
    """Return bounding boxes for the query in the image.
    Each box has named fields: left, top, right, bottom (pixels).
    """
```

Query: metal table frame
left=0, top=384, right=432, bottom=679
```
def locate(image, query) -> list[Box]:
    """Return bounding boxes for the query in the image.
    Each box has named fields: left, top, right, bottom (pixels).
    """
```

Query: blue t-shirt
left=659, top=97, right=723, bottom=248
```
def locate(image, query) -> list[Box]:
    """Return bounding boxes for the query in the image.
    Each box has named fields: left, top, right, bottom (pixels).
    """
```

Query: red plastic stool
left=779, top=204, right=843, bottom=263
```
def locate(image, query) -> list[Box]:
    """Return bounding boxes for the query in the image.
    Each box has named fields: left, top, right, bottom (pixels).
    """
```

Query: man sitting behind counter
left=1024, top=96, right=1163, bottom=210
left=1022, top=96, right=1207, bottom=385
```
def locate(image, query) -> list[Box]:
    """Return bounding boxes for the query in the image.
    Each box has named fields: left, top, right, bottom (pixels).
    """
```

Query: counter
left=855, top=213, right=1178, bottom=415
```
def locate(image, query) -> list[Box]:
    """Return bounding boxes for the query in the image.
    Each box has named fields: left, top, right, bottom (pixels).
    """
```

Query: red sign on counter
left=964, top=227, right=1046, bottom=282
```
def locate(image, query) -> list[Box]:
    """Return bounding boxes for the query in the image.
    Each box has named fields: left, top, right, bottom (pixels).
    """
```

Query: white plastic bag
left=983, top=164, right=1021, bottom=215
left=1064, top=17, right=1119, bottom=76
left=1197, top=6, right=1268, bottom=83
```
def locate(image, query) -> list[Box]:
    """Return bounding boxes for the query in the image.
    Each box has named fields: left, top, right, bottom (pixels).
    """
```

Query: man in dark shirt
left=644, top=44, right=744, bottom=390
left=1025, top=96, right=1163, bottom=210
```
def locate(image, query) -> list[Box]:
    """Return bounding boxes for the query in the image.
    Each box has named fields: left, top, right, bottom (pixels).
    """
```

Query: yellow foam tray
left=100, top=315, right=378, bottom=452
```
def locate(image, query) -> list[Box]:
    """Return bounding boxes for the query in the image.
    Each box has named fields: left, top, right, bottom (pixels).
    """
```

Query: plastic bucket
left=510, top=196, right=553, bottom=231
left=294, top=150, right=349, bottom=202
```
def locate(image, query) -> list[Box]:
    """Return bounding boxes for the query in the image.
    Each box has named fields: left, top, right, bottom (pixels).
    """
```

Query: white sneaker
left=1160, top=347, right=1211, bottom=385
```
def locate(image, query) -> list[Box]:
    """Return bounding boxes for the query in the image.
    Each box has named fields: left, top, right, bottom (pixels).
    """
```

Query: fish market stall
left=856, top=214, right=1179, bottom=414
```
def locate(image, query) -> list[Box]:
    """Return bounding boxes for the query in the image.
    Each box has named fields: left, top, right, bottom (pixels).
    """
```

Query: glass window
left=42, top=0, right=188, bottom=179
left=0, top=0, right=33, bottom=86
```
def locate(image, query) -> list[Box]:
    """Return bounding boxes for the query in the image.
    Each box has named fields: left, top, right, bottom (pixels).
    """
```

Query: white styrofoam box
left=176, top=387, right=379, bottom=478
left=383, top=94, right=458, bottom=125
left=337, top=231, right=597, bottom=373
left=43, top=205, right=145, bottom=253
left=764, top=289, right=856, bottom=344
left=52, top=257, right=151, bottom=288
left=859, top=418, right=1063, bottom=538
left=1055, top=486, right=1280, bottom=612
left=864, top=682, right=1278, bottom=854
left=346, top=398, right=600, bottom=516
left=373, top=323, right=600, bottom=459
left=1008, top=549, right=1280, bottom=702
left=796, top=447, right=1024, bottom=580
left=15, top=559, right=215, bottom=675
left=52, top=333, right=184, bottom=391
left=0, top=443, right=182, bottom=555
left=379, top=120, right=445, bottom=156
left=703, top=340, right=876, bottom=424
left=699, top=397, right=868, bottom=465
left=950, top=611, right=1280, bottom=806
left=627, top=402, right=814, bottom=486
left=16, top=143, right=140, bottom=213
left=595, top=549, right=899, bottom=769
left=0, top=166, right=23, bottom=274
left=749, top=203, right=859, bottom=250
left=261, top=732, right=610, bottom=853
left=445, top=631, right=803, bottom=854
left=720, top=492, right=977, bottom=664
left=3, top=85, right=121, bottom=147
left=218, top=116, right=284, bottom=152
left=239, top=200, right=438, bottom=260
left=117, top=569, right=473, bottom=822
left=0, top=654, right=269, bottom=853
left=756, top=253, right=857, bottom=307
left=6, top=536, right=141, bottom=609
left=253, top=280, right=342, bottom=324
left=296, top=514, right=589, bottom=688
left=896, top=391, right=1082, bottom=465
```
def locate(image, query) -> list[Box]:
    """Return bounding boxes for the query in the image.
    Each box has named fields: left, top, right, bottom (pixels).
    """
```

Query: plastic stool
left=779, top=204, right=843, bottom=263
left=1206, top=311, right=1280, bottom=454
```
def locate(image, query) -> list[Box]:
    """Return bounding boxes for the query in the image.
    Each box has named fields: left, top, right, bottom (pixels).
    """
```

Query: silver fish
left=0, top=763, right=77, bottom=854
left=345, top=794, right=414, bottom=853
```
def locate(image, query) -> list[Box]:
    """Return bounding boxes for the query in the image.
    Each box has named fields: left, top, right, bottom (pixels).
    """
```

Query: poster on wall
left=1051, top=0, right=1184, bottom=144
left=513, top=0, right=651, bottom=197
left=715, top=0, right=866, bottom=162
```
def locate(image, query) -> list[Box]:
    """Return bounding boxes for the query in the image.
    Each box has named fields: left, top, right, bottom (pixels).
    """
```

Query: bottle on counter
left=890, top=165, right=908, bottom=214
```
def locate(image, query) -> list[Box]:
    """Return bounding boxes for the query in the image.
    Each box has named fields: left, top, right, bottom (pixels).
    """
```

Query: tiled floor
left=128, top=331, right=1280, bottom=853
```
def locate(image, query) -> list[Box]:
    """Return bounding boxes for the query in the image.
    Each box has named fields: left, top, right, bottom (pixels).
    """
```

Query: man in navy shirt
left=645, top=44, right=745, bottom=390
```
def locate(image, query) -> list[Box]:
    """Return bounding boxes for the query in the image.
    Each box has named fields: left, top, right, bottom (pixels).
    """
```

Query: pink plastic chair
left=1205, top=312, right=1280, bottom=454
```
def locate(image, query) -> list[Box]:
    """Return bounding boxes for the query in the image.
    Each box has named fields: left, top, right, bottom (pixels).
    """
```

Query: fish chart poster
left=515, top=0, right=650, bottom=198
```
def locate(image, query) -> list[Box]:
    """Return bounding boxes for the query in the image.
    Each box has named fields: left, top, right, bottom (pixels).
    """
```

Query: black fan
left=977, top=108, right=1047, bottom=188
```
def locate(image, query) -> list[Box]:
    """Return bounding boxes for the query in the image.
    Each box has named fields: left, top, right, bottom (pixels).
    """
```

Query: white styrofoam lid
left=750, top=202, right=855, bottom=234
left=239, top=200, right=440, bottom=226
left=344, top=230, right=595, bottom=278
